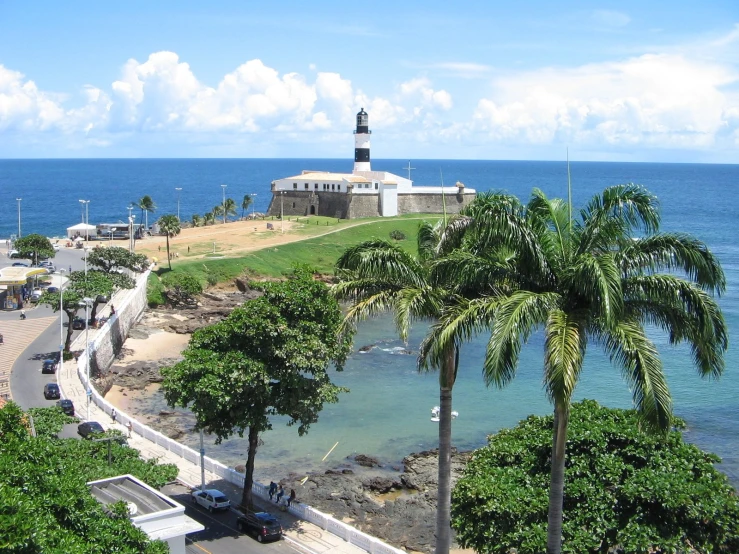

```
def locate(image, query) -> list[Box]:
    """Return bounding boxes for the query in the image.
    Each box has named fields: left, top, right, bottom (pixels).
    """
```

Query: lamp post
left=59, top=268, right=65, bottom=376
left=126, top=205, right=135, bottom=252
left=79, top=200, right=90, bottom=240
left=81, top=296, right=94, bottom=421
left=280, top=191, right=285, bottom=234
left=221, top=184, right=227, bottom=224
left=250, top=193, right=257, bottom=218
left=15, top=198, right=21, bottom=238
left=175, top=187, right=182, bottom=221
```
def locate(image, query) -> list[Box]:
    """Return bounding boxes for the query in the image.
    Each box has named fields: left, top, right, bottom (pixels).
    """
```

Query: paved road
left=162, top=483, right=300, bottom=554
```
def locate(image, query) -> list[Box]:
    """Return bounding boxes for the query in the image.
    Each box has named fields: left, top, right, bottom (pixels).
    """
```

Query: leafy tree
left=136, top=195, right=157, bottom=231
left=160, top=272, right=202, bottom=306
left=13, top=233, right=54, bottom=265
left=223, top=197, right=237, bottom=223
left=241, top=194, right=253, bottom=219
left=86, top=246, right=149, bottom=274
left=0, top=402, right=177, bottom=553
left=452, top=400, right=739, bottom=554
left=203, top=212, right=215, bottom=226
left=157, top=214, right=181, bottom=270
left=67, top=269, right=133, bottom=321
left=161, top=267, right=353, bottom=509
left=428, top=186, right=728, bottom=554
left=333, top=220, right=463, bottom=554
left=40, top=289, right=83, bottom=351
left=191, top=213, right=202, bottom=227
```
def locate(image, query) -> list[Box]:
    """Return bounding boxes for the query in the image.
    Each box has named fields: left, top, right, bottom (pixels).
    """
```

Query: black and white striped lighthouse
left=353, top=108, right=371, bottom=172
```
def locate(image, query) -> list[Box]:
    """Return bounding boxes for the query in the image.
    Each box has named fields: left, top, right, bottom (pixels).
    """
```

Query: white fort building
left=266, top=108, right=476, bottom=219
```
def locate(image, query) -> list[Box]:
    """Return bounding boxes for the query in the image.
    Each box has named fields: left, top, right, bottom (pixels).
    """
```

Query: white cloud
left=473, top=53, right=739, bottom=150
left=590, top=10, right=631, bottom=28
left=0, top=65, right=65, bottom=131
left=399, top=77, right=453, bottom=110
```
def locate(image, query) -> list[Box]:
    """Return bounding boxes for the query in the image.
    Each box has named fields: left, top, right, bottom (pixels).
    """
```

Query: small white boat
left=430, top=406, right=459, bottom=422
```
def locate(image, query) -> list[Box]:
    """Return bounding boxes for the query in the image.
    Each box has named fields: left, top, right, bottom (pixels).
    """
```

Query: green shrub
left=389, top=229, right=406, bottom=241
left=161, top=272, right=203, bottom=305
left=146, top=273, right=166, bottom=307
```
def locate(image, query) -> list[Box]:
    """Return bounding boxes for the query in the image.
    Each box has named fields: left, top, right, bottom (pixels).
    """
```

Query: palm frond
left=527, top=189, right=572, bottom=262
left=569, top=251, right=622, bottom=321
left=580, top=184, right=661, bottom=236
left=335, top=239, right=428, bottom=288
left=394, top=286, right=445, bottom=341
left=594, top=319, right=672, bottom=433
left=543, top=310, right=586, bottom=405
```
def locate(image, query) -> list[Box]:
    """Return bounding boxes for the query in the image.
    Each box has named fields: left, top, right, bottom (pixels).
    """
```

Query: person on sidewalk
left=126, top=421, right=133, bottom=438
left=287, top=489, right=296, bottom=507
left=111, top=408, right=117, bottom=423
left=268, top=481, right=277, bottom=501
left=276, top=485, right=284, bottom=504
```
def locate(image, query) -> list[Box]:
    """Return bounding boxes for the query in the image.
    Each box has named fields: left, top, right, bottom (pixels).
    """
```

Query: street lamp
left=15, top=198, right=21, bottom=238
left=79, top=200, right=90, bottom=240
left=127, top=205, right=135, bottom=252
left=280, top=191, right=285, bottom=234
left=250, top=193, right=257, bottom=218
left=221, top=184, right=227, bottom=224
left=59, top=268, right=66, bottom=376
left=175, top=187, right=182, bottom=221
left=81, top=296, right=94, bottom=421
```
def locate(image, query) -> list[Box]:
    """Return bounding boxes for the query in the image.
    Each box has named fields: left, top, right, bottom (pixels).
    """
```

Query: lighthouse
left=353, top=108, right=371, bottom=172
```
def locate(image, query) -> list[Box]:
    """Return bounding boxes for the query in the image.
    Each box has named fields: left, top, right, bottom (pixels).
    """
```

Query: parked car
left=237, top=512, right=283, bottom=543
left=39, top=262, right=55, bottom=273
left=47, top=286, right=59, bottom=293
left=43, top=383, right=60, bottom=399
left=77, top=421, right=105, bottom=438
left=30, top=289, right=44, bottom=302
left=8, top=249, right=19, bottom=258
left=11, top=262, right=28, bottom=267
left=52, top=244, right=61, bottom=251
left=96, top=294, right=109, bottom=304
left=42, top=359, right=57, bottom=374
left=72, top=317, right=85, bottom=330
left=56, top=399, right=75, bottom=415
left=190, top=489, right=231, bottom=513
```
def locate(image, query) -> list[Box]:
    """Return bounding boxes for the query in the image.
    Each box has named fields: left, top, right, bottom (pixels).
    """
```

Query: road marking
left=186, top=537, right=214, bottom=554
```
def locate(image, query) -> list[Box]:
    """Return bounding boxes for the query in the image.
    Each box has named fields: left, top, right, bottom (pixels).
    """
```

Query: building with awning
left=0, top=266, right=49, bottom=310
left=67, top=223, right=96, bottom=239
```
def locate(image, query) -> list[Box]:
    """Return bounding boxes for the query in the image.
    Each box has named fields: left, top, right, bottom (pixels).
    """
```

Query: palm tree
left=223, top=198, right=237, bottom=223
left=136, top=195, right=157, bottom=233
left=333, top=220, right=462, bottom=554
left=191, top=214, right=202, bottom=228
left=241, top=194, right=253, bottom=220
left=203, top=212, right=215, bottom=226
left=428, top=186, right=727, bottom=554
left=158, top=214, right=181, bottom=270
left=212, top=205, right=224, bottom=222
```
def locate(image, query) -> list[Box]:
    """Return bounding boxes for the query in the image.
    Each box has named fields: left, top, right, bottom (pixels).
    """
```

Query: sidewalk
left=57, top=317, right=368, bottom=554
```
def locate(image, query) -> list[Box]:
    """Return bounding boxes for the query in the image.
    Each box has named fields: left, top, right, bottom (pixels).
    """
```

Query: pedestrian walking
left=69, top=265, right=72, bottom=273
left=276, top=485, right=285, bottom=504
left=187, top=246, right=190, bottom=253
left=126, top=421, right=133, bottom=438
left=19, top=309, right=26, bottom=320
left=268, top=481, right=277, bottom=501
left=110, top=305, right=115, bottom=316
left=287, top=489, right=296, bottom=507
left=111, top=408, right=117, bottom=423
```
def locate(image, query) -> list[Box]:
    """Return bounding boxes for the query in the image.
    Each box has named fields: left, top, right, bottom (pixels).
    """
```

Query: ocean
left=2, top=159, right=738, bottom=484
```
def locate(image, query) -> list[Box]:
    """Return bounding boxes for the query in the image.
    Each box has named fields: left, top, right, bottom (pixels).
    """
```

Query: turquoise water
left=3, top=159, right=737, bottom=483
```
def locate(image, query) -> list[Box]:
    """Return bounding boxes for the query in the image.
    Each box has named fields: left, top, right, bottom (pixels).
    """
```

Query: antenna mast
left=404, top=161, right=415, bottom=181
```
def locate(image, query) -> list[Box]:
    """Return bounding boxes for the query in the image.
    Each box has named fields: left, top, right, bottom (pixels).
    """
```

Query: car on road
left=77, top=421, right=105, bottom=438
left=42, top=359, right=57, bottom=374
left=30, top=289, right=44, bottom=302
left=190, top=489, right=231, bottom=513
left=96, top=294, right=109, bottom=304
left=56, top=399, right=75, bottom=415
left=39, top=262, right=55, bottom=273
left=52, top=244, right=61, bottom=251
left=72, top=317, right=86, bottom=330
left=47, top=286, right=59, bottom=293
left=12, top=262, right=28, bottom=267
left=237, top=511, right=283, bottom=543
left=43, top=383, right=61, bottom=399
left=8, top=249, right=19, bottom=258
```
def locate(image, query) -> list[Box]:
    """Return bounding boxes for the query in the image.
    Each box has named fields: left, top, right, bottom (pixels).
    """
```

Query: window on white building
left=293, top=183, right=297, bottom=190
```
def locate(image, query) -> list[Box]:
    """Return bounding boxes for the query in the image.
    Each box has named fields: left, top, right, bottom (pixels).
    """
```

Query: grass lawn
left=153, top=216, right=439, bottom=287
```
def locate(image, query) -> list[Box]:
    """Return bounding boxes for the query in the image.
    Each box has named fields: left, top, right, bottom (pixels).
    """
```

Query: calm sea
left=2, top=159, right=738, bottom=484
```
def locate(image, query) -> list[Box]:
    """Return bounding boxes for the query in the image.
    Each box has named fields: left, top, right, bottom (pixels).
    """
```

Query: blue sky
left=1, top=0, right=738, bottom=161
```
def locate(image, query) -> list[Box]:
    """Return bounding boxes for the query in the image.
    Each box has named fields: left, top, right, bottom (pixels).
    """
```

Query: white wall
left=380, top=184, right=398, bottom=217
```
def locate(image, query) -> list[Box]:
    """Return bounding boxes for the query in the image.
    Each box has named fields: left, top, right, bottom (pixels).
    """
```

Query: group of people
left=268, top=481, right=297, bottom=507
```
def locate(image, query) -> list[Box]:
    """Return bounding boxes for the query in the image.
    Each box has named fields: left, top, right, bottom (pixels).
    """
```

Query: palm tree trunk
left=166, top=235, right=171, bottom=270
left=435, top=345, right=456, bottom=554
left=546, top=403, right=569, bottom=554
left=240, top=425, right=259, bottom=509
left=64, top=310, right=76, bottom=351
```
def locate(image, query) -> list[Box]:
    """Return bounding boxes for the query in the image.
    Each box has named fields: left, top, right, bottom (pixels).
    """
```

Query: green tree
left=452, top=400, right=739, bottom=554
left=161, top=267, right=353, bottom=509
left=14, top=233, right=54, bottom=265
left=191, top=214, right=202, bottom=227
left=67, top=269, right=134, bottom=321
left=160, top=272, right=202, bottom=306
left=0, top=402, right=177, bottom=553
left=223, top=197, right=237, bottom=223
left=241, top=194, right=253, bottom=219
left=203, top=212, right=215, bottom=226
left=157, top=214, right=181, bottom=270
left=40, top=289, right=82, bottom=351
left=333, top=220, right=462, bottom=554
left=429, top=186, right=728, bottom=554
left=136, top=195, right=157, bottom=232
left=86, top=246, right=149, bottom=274
left=212, top=204, right=224, bottom=222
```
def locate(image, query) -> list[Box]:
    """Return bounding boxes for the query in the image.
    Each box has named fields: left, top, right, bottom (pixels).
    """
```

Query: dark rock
left=358, top=344, right=375, bottom=352
left=354, top=454, right=381, bottom=467
left=362, top=477, right=397, bottom=493
left=234, top=277, right=249, bottom=292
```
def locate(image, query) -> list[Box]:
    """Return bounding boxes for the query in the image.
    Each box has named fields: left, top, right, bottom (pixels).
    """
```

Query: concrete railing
left=71, top=269, right=405, bottom=554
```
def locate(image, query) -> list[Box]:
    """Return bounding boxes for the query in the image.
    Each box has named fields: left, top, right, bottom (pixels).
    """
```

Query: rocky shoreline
left=96, top=286, right=472, bottom=552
